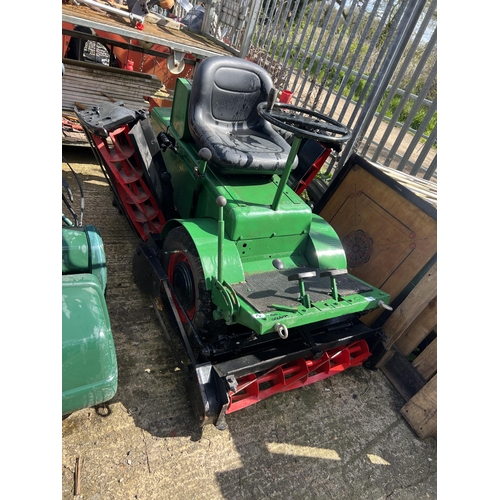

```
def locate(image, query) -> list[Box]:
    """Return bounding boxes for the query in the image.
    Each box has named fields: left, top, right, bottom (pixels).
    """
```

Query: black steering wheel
left=257, top=101, right=352, bottom=145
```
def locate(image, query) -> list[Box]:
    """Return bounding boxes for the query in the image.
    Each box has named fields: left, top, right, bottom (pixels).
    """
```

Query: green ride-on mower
left=76, top=55, right=391, bottom=430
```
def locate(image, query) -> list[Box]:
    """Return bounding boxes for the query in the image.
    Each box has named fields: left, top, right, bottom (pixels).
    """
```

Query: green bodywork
left=62, top=226, right=117, bottom=415
left=152, top=78, right=390, bottom=335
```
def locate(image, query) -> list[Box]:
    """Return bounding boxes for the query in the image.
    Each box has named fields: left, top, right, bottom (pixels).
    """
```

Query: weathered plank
left=395, top=297, right=437, bottom=356
left=412, top=337, right=437, bottom=381
left=380, top=348, right=427, bottom=402
left=401, top=374, right=437, bottom=439
left=381, top=262, right=437, bottom=349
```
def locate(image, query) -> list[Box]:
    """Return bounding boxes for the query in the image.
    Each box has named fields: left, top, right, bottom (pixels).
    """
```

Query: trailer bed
left=62, top=1, right=234, bottom=59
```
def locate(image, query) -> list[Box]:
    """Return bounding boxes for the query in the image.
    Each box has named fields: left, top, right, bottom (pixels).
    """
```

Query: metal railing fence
left=248, top=0, right=437, bottom=183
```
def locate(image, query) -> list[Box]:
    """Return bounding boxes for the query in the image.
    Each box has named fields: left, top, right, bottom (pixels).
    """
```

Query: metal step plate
left=233, top=267, right=372, bottom=312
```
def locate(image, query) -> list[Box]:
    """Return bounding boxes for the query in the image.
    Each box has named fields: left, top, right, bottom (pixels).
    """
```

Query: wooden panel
left=412, top=337, right=437, bottom=381
left=401, top=375, right=437, bottom=439
left=380, top=262, right=437, bottom=349
left=380, top=348, right=426, bottom=402
left=374, top=263, right=436, bottom=369
left=395, top=297, right=437, bottom=356
left=319, top=160, right=437, bottom=324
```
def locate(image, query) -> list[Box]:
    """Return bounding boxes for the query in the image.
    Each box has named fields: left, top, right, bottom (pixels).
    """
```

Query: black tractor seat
left=188, top=56, right=297, bottom=175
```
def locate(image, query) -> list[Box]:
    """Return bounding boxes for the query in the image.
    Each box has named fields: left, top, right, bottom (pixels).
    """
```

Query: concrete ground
left=62, top=146, right=437, bottom=500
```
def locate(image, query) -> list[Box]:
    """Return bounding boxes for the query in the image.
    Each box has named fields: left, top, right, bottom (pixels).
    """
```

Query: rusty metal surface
left=62, top=1, right=234, bottom=59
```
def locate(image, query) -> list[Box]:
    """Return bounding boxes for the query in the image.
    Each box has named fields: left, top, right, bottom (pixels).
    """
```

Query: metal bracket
left=212, top=280, right=240, bottom=323
left=297, top=326, right=322, bottom=359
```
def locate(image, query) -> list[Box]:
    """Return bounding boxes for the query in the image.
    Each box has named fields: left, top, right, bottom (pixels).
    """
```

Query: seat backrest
left=188, top=56, right=295, bottom=175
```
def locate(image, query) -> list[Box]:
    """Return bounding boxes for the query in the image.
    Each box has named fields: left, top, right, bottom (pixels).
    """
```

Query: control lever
left=267, top=88, right=278, bottom=111
left=197, top=147, right=212, bottom=177
left=288, top=271, right=316, bottom=308
left=320, top=269, right=347, bottom=302
left=216, top=196, right=227, bottom=282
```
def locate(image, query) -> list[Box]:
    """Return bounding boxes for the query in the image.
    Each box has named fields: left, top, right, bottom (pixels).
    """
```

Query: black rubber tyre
left=162, top=226, right=224, bottom=340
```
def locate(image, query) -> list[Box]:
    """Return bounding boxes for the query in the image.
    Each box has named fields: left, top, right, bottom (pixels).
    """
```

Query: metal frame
left=250, top=0, right=437, bottom=184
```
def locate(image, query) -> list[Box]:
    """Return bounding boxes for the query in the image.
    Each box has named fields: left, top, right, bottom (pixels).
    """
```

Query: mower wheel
left=162, top=226, right=224, bottom=341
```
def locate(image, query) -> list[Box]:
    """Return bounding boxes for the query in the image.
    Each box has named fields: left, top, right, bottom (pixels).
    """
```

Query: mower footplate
left=232, top=267, right=372, bottom=312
